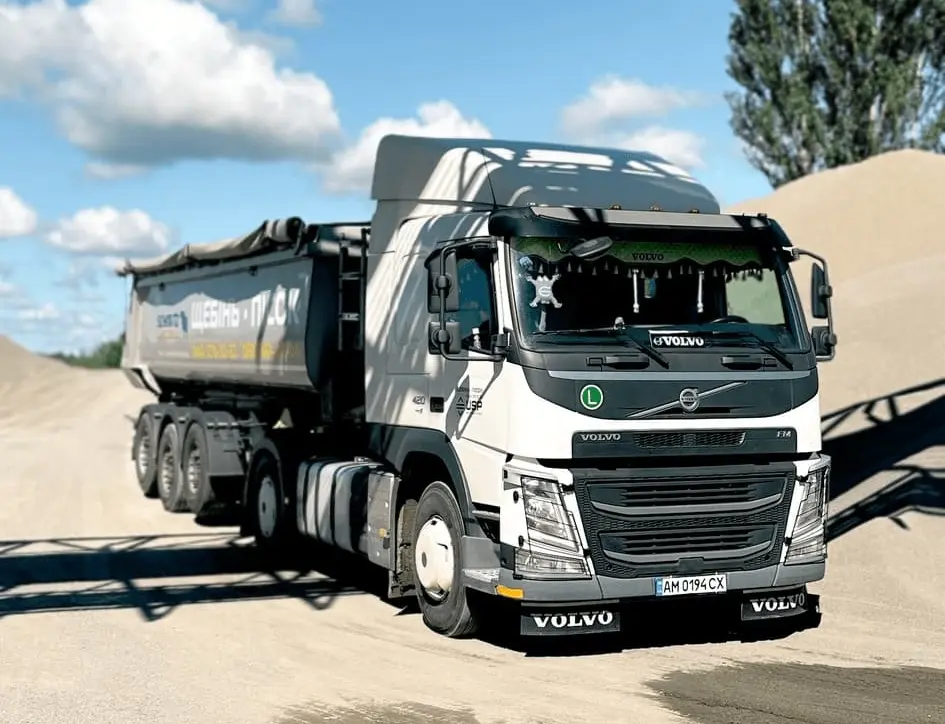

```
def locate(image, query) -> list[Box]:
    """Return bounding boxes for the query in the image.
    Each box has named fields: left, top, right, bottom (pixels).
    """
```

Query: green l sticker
left=579, top=384, right=603, bottom=411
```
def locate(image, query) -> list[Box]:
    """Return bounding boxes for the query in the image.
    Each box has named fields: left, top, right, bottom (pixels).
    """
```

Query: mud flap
left=740, top=587, right=814, bottom=622
left=520, top=608, right=621, bottom=636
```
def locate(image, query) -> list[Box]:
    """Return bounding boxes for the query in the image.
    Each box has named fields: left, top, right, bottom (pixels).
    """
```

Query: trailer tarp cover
left=116, top=217, right=306, bottom=277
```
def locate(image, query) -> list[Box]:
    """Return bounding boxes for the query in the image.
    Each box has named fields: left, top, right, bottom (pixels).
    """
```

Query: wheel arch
left=367, top=424, right=479, bottom=535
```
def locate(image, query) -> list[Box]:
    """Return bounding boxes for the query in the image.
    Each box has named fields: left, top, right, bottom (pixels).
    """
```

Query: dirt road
left=0, top=366, right=943, bottom=724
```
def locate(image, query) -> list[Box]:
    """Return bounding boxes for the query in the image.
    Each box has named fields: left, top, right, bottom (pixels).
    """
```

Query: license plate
left=655, top=574, right=727, bottom=596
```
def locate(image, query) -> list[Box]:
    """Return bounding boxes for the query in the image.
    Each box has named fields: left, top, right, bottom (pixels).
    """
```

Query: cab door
left=430, top=239, right=510, bottom=507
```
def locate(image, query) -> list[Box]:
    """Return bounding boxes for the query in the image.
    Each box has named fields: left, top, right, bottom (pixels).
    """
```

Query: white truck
left=120, top=135, right=837, bottom=638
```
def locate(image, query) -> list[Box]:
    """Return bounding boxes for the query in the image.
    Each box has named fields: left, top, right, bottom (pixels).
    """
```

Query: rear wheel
left=132, top=413, right=157, bottom=498
left=411, top=482, right=481, bottom=638
left=182, top=422, right=215, bottom=516
left=248, top=454, right=293, bottom=551
left=156, top=424, right=188, bottom=513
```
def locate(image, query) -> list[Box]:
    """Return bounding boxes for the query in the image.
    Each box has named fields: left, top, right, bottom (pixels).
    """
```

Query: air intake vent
left=633, top=431, right=746, bottom=449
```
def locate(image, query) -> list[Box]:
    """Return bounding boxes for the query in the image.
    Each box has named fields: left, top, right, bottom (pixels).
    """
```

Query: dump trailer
left=119, top=135, right=837, bottom=639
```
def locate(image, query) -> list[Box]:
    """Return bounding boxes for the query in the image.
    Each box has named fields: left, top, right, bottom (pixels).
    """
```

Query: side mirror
left=811, top=325, right=837, bottom=361
left=428, top=320, right=462, bottom=356
left=427, top=249, right=460, bottom=314
left=810, top=263, right=831, bottom=319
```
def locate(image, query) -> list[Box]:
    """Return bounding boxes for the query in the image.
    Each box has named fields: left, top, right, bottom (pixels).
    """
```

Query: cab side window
left=448, top=246, right=497, bottom=352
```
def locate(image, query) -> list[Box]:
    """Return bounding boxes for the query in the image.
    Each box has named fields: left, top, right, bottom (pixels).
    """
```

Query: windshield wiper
left=705, top=329, right=794, bottom=370
left=532, top=327, right=669, bottom=368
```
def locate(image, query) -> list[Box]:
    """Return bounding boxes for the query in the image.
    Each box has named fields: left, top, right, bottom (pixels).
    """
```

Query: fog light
left=515, top=549, right=590, bottom=579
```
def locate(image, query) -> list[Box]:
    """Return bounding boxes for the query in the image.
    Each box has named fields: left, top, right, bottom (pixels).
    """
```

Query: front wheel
left=411, top=482, right=481, bottom=638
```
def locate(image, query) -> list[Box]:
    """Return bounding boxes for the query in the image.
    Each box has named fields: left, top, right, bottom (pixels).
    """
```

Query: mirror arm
left=793, top=247, right=833, bottom=299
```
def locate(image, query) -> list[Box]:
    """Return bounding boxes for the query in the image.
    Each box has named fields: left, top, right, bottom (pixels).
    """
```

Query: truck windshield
left=508, top=235, right=804, bottom=352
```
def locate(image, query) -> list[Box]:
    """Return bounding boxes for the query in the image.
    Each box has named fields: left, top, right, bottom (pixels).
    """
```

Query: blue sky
left=0, top=0, right=771, bottom=353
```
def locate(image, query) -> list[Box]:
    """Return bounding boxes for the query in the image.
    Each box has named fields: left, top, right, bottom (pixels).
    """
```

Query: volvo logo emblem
left=678, top=388, right=700, bottom=412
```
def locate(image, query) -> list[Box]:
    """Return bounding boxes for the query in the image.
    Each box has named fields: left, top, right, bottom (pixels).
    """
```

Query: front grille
left=633, top=431, right=745, bottom=449
left=573, top=465, right=795, bottom=579
left=588, top=473, right=784, bottom=514
left=599, top=524, right=777, bottom=564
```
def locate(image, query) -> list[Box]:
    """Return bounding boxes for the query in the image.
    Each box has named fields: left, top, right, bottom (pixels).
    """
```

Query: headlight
left=514, top=476, right=591, bottom=579
left=785, top=456, right=830, bottom=565
left=520, top=476, right=581, bottom=554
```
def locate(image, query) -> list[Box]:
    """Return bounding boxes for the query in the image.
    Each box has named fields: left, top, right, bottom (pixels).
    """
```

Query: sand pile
left=0, top=335, right=72, bottom=383
left=727, top=149, right=945, bottom=420
left=0, top=335, right=89, bottom=424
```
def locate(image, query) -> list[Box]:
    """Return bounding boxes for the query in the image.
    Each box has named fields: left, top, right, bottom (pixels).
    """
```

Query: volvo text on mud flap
left=521, top=610, right=620, bottom=636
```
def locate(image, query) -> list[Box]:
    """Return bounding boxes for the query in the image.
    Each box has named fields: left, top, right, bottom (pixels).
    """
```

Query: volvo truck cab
left=366, top=136, right=836, bottom=636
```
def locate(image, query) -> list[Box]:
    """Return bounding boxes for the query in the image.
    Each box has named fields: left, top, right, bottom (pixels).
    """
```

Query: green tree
left=50, top=335, right=124, bottom=369
left=726, top=0, right=945, bottom=188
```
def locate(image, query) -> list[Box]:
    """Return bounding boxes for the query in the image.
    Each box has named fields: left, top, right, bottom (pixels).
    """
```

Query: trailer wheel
left=132, top=413, right=158, bottom=498
left=182, top=422, right=214, bottom=516
left=411, top=482, right=481, bottom=638
left=156, top=424, right=188, bottom=513
left=248, top=454, right=292, bottom=551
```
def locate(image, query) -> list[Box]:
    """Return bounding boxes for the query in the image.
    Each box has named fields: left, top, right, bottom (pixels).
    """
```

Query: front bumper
left=495, top=559, right=824, bottom=602
left=484, top=453, right=830, bottom=634
left=514, top=583, right=820, bottom=637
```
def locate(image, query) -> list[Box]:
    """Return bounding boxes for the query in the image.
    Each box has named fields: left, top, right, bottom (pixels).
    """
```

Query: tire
left=247, top=454, right=293, bottom=551
left=132, top=413, right=158, bottom=498
left=156, top=423, right=188, bottom=513
left=411, top=482, right=481, bottom=638
left=182, top=422, right=215, bottom=516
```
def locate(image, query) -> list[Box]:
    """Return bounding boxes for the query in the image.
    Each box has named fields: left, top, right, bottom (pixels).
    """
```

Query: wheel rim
left=414, top=515, right=454, bottom=602
left=257, top=475, right=278, bottom=538
left=158, top=444, right=175, bottom=497
left=135, top=427, right=151, bottom=479
left=185, top=445, right=202, bottom=496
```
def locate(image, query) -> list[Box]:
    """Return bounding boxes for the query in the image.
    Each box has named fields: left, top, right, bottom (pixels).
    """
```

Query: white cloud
left=56, top=258, right=108, bottom=292
left=559, top=76, right=709, bottom=170
left=200, top=0, right=245, bottom=8
left=17, top=301, right=59, bottom=320
left=0, top=0, right=340, bottom=172
left=321, top=101, right=491, bottom=194
left=0, top=278, right=32, bottom=309
left=561, top=76, right=705, bottom=137
left=611, top=126, right=707, bottom=169
left=84, top=163, right=148, bottom=180
left=45, top=207, right=173, bottom=256
left=269, top=0, right=322, bottom=27
left=0, top=187, right=38, bottom=237
left=1, top=302, right=115, bottom=353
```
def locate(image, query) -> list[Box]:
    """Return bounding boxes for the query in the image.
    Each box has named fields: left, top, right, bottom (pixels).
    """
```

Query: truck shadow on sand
left=0, top=531, right=387, bottom=623
left=822, top=378, right=945, bottom=540
left=0, top=525, right=817, bottom=655
left=2, top=379, right=941, bottom=650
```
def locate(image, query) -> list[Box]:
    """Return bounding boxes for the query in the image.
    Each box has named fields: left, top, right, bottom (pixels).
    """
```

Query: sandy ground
left=1, top=151, right=945, bottom=724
